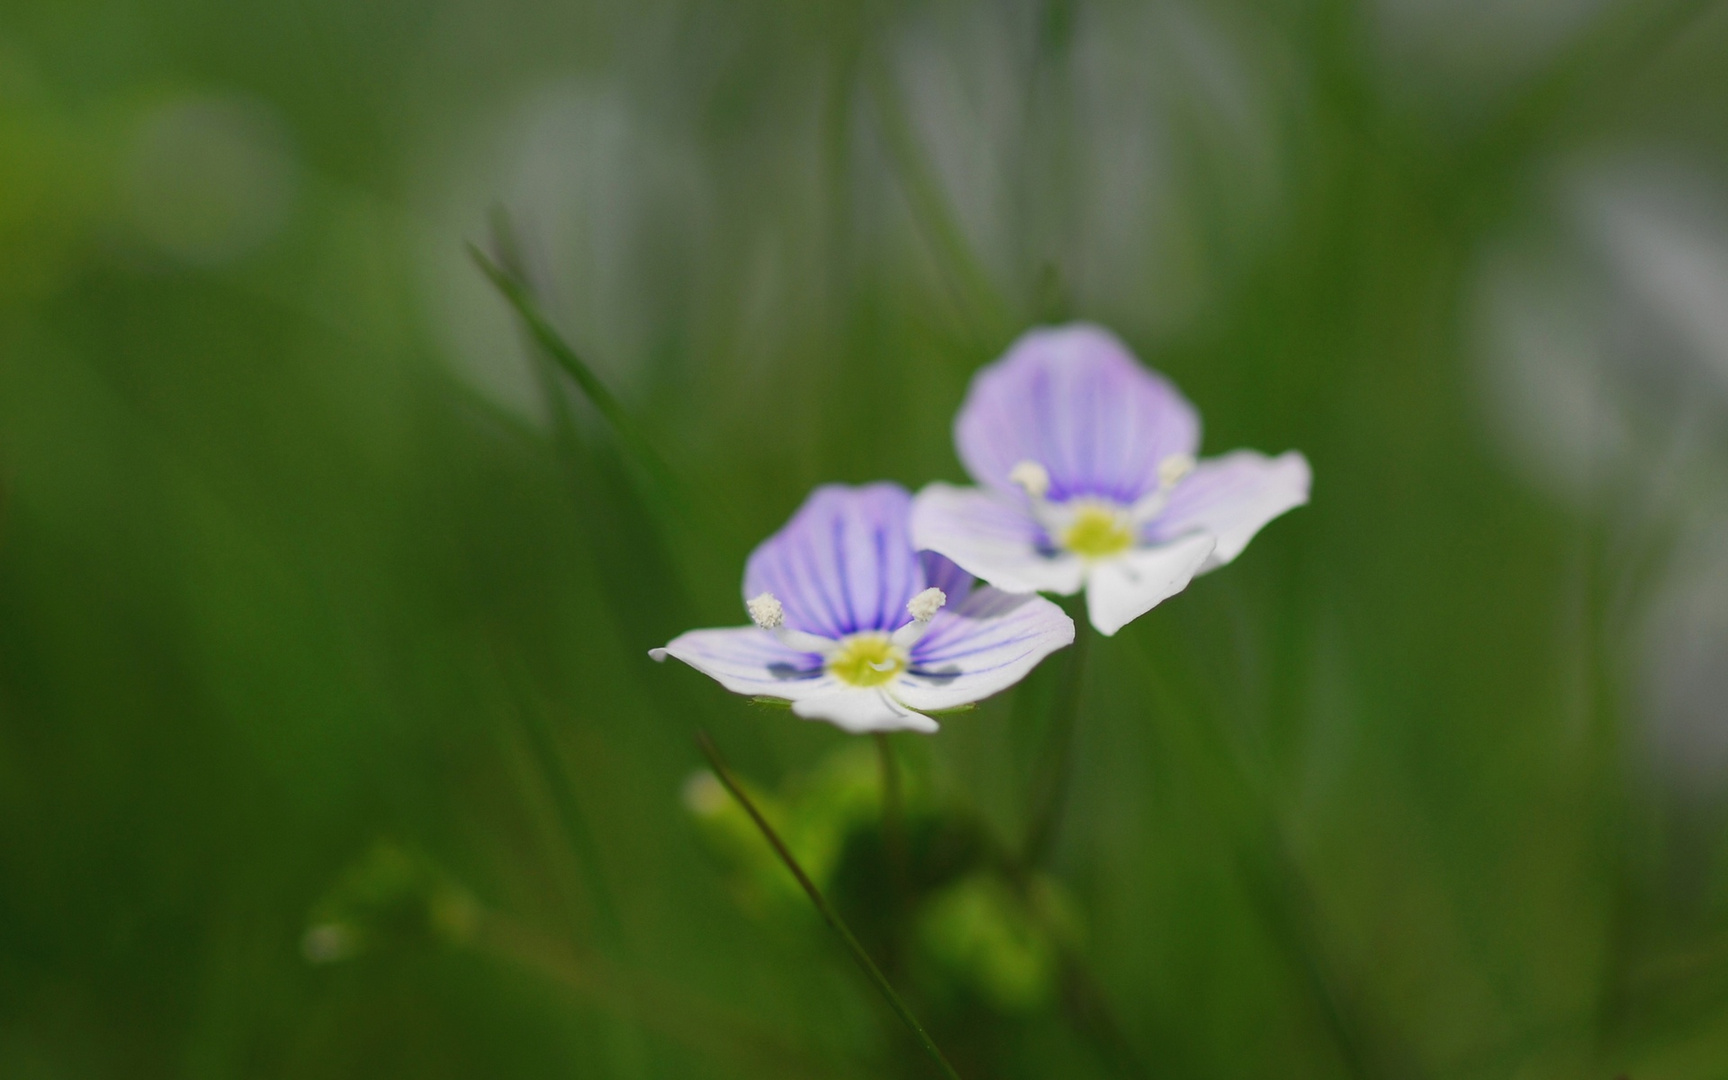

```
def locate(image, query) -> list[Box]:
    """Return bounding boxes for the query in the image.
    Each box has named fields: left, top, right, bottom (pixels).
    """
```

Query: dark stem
left=873, top=731, right=910, bottom=914
left=1022, top=608, right=1092, bottom=866
left=695, top=732, right=963, bottom=1080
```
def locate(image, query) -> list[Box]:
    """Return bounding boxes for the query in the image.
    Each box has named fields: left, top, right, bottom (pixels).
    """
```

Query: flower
left=911, top=324, right=1310, bottom=635
left=651, top=483, right=1076, bottom=734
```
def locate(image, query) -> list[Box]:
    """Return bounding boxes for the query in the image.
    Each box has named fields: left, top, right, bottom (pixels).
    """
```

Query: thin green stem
left=695, top=731, right=963, bottom=1080
left=1022, top=608, right=1091, bottom=866
left=873, top=731, right=910, bottom=914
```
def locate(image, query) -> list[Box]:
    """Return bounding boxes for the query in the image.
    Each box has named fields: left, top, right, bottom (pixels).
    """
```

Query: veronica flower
left=651, top=483, right=1075, bottom=734
left=911, top=324, right=1311, bottom=636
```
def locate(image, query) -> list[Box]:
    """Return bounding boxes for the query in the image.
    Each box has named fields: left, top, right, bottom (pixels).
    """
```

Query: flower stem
left=1022, top=607, right=1091, bottom=866
left=695, top=731, right=963, bottom=1080
left=873, top=732, right=910, bottom=915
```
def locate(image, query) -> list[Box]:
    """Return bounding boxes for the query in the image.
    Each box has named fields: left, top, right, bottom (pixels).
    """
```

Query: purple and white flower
left=911, top=324, right=1311, bottom=636
left=651, top=483, right=1075, bottom=734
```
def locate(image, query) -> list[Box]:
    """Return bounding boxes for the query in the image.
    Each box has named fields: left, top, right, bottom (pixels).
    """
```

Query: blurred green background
left=7, top=0, right=1728, bottom=1076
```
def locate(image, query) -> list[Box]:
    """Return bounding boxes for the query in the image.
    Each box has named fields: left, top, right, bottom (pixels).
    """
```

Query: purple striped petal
left=1145, top=450, right=1310, bottom=571
left=793, top=689, right=939, bottom=734
left=651, top=627, right=832, bottom=698
left=910, top=483, right=1086, bottom=595
left=1084, top=533, right=1217, bottom=636
left=896, top=587, right=1075, bottom=711
left=954, top=324, right=1201, bottom=505
left=744, top=483, right=929, bottom=638
left=920, top=549, right=976, bottom=604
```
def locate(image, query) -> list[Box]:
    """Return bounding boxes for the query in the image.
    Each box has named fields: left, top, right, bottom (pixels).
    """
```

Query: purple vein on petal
left=832, top=513, right=857, bottom=635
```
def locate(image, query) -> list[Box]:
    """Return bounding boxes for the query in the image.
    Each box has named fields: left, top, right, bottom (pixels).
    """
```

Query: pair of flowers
left=652, top=324, right=1310, bottom=735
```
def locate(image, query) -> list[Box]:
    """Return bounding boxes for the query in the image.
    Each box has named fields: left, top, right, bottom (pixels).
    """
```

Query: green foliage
left=4, top=0, right=1728, bottom=1077
left=302, top=842, right=479, bottom=963
left=917, top=873, right=1081, bottom=1014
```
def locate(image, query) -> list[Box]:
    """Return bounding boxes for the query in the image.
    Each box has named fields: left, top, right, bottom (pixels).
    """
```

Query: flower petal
left=910, top=483, right=1086, bottom=595
left=1084, top=534, right=1217, bottom=636
left=919, top=549, right=976, bottom=605
left=744, top=483, right=926, bottom=638
left=896, top=588, right=1075, bottom=711
left=1146, top=450, right=1310, bottom=571
left=792, top=689, right=939, bottom=734
left=954, top=323, right=1201, bottom=505
left=652, top=627, right=833, bottom=699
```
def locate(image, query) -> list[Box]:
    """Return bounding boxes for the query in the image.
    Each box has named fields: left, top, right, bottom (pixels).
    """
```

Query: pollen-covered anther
left=1009, top=460, right=1051, bottom=499
left=748, top=592, right=839, bottom=655
left=906, top=587, right=947, bottom=623
left=1158, top=452, right=1196, bottom=489
left=746, top=592, right=785, bottom=630
left=891, top=587, right=948, bottom=650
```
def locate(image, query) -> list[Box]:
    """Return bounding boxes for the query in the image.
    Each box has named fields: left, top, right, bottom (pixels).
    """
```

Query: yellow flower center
left=1059, top=502, right=1135, bottom=559
left=826, top=633, right=907, bottom=688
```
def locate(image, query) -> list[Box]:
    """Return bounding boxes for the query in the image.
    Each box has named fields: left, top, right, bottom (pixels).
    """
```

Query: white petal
left=1084, top=534, right=1217, bottom=636
left=654, top=626, right=836, bottom=700
left=1149, top=450, right=1310, bottom=571
left=894, top=588, right=1075, bottom=711
left=910, top=483, right=1086, bottom=595
left=792, top=689, right=939, bottom=734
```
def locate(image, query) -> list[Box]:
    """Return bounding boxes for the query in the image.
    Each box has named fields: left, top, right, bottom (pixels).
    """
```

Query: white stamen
left=746, top=592, right=784, bottom=630
left=1127, top=454, right=1198, bottom=525
left=906, top=587, right=947, bottom=623
left=1008, top=460, right=1069, bottom=536
left=891, top=588, right=948, bottom=651
left=1158, top=453, right=1195, bottom=489
left=1129, top=489, right=1169, bottom=525
left=1009, top=460, right=1051, bottom=499
left=748, top=592, right=839, bottom=655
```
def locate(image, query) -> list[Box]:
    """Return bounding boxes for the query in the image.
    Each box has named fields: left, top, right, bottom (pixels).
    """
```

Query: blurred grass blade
left=469, top=241, right=709, bottom=537
left=497, top=650, right=626, bottom=944
left=472, top=909, right=869, bottom=1079
left=473, top=220, right=742, bottom=646
left=863, top=57, right=1012, bottom=347
left=695, top=731, right=965, bottom=1080
left=1121, top=636, right=1405, bottom=1080
left=1460, top=0, right=1717, bottom=196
